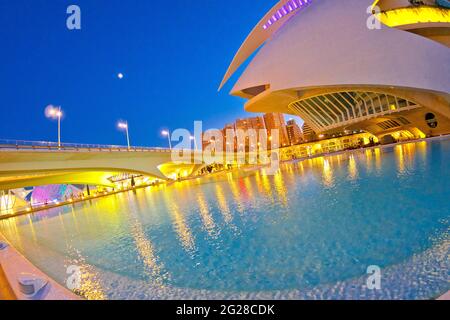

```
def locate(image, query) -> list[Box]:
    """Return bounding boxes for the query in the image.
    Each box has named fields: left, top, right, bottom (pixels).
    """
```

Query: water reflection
left=0, top=138, right=448, bottom=298
left=259, top=170, right=275, bottom=203
left=273, top=172, right=289, bottom=207
left=322, top=158, right=335, bottom=188
left=165, top=199, right=196, bottom=254
left=227, top=174, right=245, bottom=214
left=215, top=184, right=232, bottom=225
left=67, top=247, right=107, bottom=300
left=348, top=155, right=359, bottom=181
left=129, top=218, right=169, bottom=285
left=374, top=148, right=382, bottom=174
left=196, top=191, right=217, bottom=238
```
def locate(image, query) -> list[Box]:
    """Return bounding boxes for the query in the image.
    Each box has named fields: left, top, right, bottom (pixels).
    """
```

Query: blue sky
left=0, top=0, right=300, bottom=147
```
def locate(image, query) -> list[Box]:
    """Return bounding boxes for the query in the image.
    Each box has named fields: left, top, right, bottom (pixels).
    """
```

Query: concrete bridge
left=0, top=140, right=206, bottom=190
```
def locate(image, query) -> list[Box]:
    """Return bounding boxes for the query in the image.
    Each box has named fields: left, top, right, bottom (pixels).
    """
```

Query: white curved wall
left=231, top=0, right=450, bottom=96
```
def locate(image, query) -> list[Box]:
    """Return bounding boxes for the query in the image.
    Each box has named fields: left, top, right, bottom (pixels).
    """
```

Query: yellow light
left=390, top=104, right=396, bottom=111
left=376, top=7, right=450, bottom=28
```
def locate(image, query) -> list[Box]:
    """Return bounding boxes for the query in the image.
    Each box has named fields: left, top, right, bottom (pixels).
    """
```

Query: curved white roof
left=230, top=0, right=450, bottom=96
left=219, top=0, right=314, bottom=90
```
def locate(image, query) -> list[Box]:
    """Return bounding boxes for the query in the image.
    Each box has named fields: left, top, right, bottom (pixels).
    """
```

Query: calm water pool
left=1, top=138, right=449, bottom=300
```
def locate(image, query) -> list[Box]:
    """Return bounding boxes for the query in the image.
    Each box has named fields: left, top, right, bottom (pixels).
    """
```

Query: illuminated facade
left=263, top=113, right=290, bottom=146
left=278, top=133, right=377, bottom=161
left=236, top=116, right=266, bottom=131
left=302, top=123, right=316, bottom=141
left=221, top=0, right=450, bottom=140
left=286, top=119, right=303, bottom=145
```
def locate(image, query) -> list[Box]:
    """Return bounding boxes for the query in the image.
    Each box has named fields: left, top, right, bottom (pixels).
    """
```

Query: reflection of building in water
left=129, top=219, right=169, bottom=284
left=161, top=191, right=196, bottom=253
left=196, top=191, right=217, bottom=238
left=348, top=155, right=359, bottom=181
left=322, top=159, right=335, bottom=188
left=215, top=184, right=233, bottom=224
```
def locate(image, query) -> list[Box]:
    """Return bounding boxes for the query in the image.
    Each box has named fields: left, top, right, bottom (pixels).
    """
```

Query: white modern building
left=221, top=0, right=450, bottom=139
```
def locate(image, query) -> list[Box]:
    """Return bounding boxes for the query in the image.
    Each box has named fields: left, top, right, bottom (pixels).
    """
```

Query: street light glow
left=45, top=105, right=63, bottom=147
left=118, top=121, right=130, bottom=150
left=45, top=105, right=63, bottom=120
left=161, top=129, right=172, bottom=150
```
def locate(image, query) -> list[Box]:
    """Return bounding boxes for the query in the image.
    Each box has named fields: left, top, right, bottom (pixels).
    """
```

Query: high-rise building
left=234, top=116, right=266, bottom=151
left=286, top=119, right=303, bottom=145
left=235, top=116, right=265, bottom=131
left=301, top=123, right=316, bottom=142
left=222, top=123, right=236, bottom=151
left=263, top=113, right=290, bottom=147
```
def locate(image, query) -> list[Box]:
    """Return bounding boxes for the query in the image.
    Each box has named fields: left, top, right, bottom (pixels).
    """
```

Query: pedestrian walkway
left=0, top=265, right=15, bottom=300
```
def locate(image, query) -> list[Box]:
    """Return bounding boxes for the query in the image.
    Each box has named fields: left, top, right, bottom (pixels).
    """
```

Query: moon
left=117, top=73, right=124, bottom=79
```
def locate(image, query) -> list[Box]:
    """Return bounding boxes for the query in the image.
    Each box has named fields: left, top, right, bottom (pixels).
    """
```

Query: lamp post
left=118, top=121, right=130, bottom=150
left=45, top=105, right=63, bottom=148
left=161, top=130, right=172, bottom=150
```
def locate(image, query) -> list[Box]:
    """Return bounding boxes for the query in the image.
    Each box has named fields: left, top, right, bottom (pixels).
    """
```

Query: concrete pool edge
left=438, top=291, right=450, bottom=300
left=0, top=233, right=81, bottom=300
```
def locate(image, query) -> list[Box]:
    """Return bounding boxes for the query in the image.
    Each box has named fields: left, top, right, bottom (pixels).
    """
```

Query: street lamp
left=161, top=130, right=172, bottom=150
left=118, top=121, right=130, bottom=150
left=45, top=105, right=63, bottom=148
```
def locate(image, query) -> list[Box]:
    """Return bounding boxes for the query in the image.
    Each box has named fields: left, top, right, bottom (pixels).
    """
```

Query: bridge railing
left=0, top=139, right=172, bottom=153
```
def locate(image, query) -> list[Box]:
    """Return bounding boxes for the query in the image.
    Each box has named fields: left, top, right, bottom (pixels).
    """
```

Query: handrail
left=0, top=139, right=172, bottom=153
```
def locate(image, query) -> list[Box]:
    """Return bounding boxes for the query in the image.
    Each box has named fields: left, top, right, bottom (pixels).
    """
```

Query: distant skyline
left=0, top=0, right=303, bottom=148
